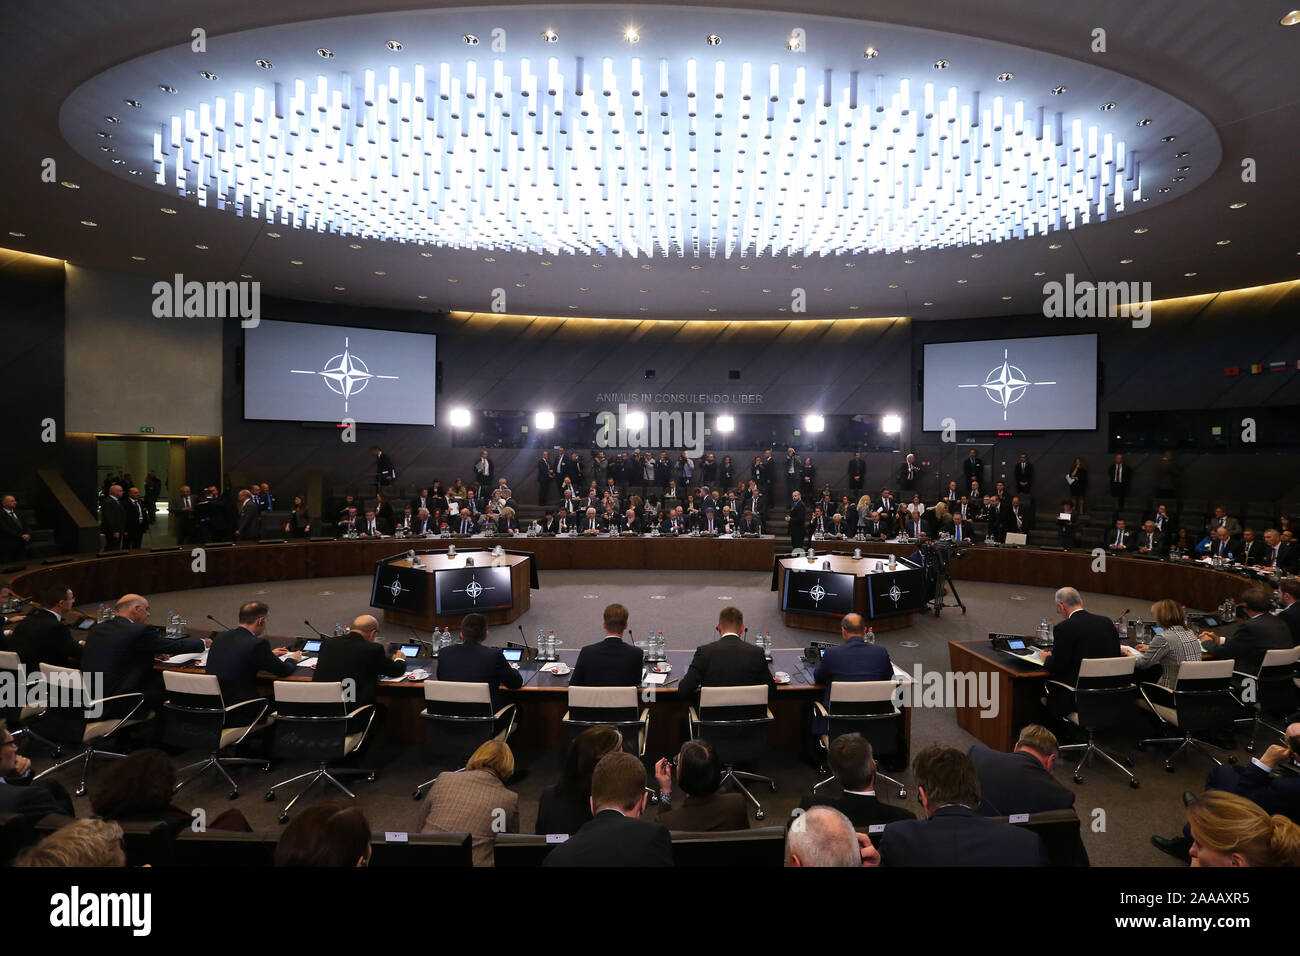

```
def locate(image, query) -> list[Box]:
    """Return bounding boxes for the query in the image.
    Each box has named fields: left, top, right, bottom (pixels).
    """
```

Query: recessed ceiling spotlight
left=98, top=145, right=114, bottom=152
left=787, top=35, right=803, bottom=52
left=888, top=283, right=899, bottom=289
left=542, top=29, right=558, bottom=43
left=591, top=263, right=602, bottom=268
left=705, top=34, right=722, bottom=46
left=1001, top=295, right=1013, bottom=300
left=1050, top=86, right=1067, bottom=95
left=1100, top=102, right=1116, bottom=111
left=1172, top=176, right=1186, bottom=182
left=266, top=231, right=280, bottom=238
left=970, top=252, right=983, bottom=258
left=104, top=115, right=120, bottom=123
left=483, top=256, right=495, bottom=262
left=160, top=85, right=177, bottom=94
left=515, top=283, right=525, bottom=288
left=623, top=27, right=639, bottom=45
left=448, top=278, right=459, bottom=283
left=124, top=98, right=142, bottom=108
left=790, top=264, right=801, bottom=270
left=60, top=181, right=80, bottom=189
left=160, top=207, right=177, bottom=214
left=420, top=251, right=432, bottom=257
left=374, top=270, right=387, bottom=275
left=761, top=289, right=772, bottom=293
left=690, top=264, right=701, bottom=270
left=80, top=220, right=97, bottom=227
left=386, top=40, right=403, bottom=51
left=128, top=168, right=141, bottom=175
left=289, top=258, right=302, bottom=264
left=996, top=72, right=1014, bottom=82
left=741, top=263, right=752, bottom=270
left=933, top=59, right=949, bottom=69
left=109, top=158, right=125, bottom=165
left=1119, top=258, right=1133, bottom=264
left=863, top=46, right=879, bottom=59
left=463, top=34, right=479, bottom=45
left=131, top=255, right=145, bottom=260
left=540, top=260, right=552, bottom=266
left=1136, top=118, right=1152, bottom=126
left=255, top=58, right=273, bottom=69
left=639, top=306, right=648, bottom=312
left=1033, top=271, right=1046, bottom=276
left=702, top=289, right=712, bottom=294
left=923, top=301, right=934, bottom=306
left=1158, top=186, right=1171, bottom=193
left=1048, top=242, right=1062, bottom=249
left=956, top=278, right=968, bottom=284
left=707, top=307, right=718, bottom=312
left=1161, top=135, right=1176, bottom=142
left=8, top=231, right=25, bottom=237
left=1175, top=151, right=1190, bottom=158
left=822, top=287, right=832, bottom=292
left=95, top=131, right=111, bottom=138
left=849, top=305, right=859, bottom=311
left=1281, top=9, right=1300, bottom=25
left=1177, top=165, right=1191, bottom=172
left=199, top=71, right=218, bottom=81
left=334, top=285, right=345, bottom=290
left=1229, top=201, right=1248, bottom=209
left=240, top=274, right=252, bottom=279
left=348, top=243, right=361, bottom=249
left=640, top=263, right=651, bottom=270
left=1184, top=271, right=1197, bottom=277
left=578, top=287, right=589, bottom=292
left=317, top=48, right=334, bottom=58
left=417, top=294, right=428, bottom=300
left=195, top=243, right=209, bottom=250
left=639, top=288, right=648, bottom=293
left=1133, top=227, right=1149, bottom=234
left=1216, top=239, right=1231, bottom=245
left=904, top=258, right=915, bottom=264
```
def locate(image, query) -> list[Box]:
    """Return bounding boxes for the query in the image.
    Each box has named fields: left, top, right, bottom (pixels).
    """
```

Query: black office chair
left=161, top=671, right=271, bottom=798
left=1234, top=647, right=1300, bottom=753
left=562, top=685, right=648, bottom=756
left=1047, top=656, right=1140, bottom=787
left=264, top=681, right=376, bottom=823
left=1138, top=660, right=1239, bottom=771
left=811, top=680, right=907, bottom=798
left=689, top=685, right=775, bottom=820
left=412, top=680, right=517, bottom=800
left=0, top=650, right=58, bottom=755
left=32, top=663, right=145, bottom=796
left=670, top=827, right=787, bottom=866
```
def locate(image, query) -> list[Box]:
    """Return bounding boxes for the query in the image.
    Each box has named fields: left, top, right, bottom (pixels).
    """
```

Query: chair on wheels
left=811, top=680, right=907, bottom=799
left=264, top=681, right=376, bottom=823
left=1234, top=647, right=1300, bottom=753
left=161, top=671, right=271, bottom=798
left=32, top=664, right=145, bottom=797
left=0, top=651, right=58, bottom=755
left=1138, top=660, right=1239, bottom=771
left=1047, top=656, right=1140, bottom=788
left=562, top=685, right=649, bottom=756
left=412, top=680, right=517, bottom=800
left=688, top=685, right=775, bottom=820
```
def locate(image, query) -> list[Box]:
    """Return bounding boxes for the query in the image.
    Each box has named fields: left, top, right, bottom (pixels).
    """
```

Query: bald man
left=785, top=806, right=865, bottom=868
left=312, top=614, right=406, bottom=706
left=80, top=593, right=210, bottom=708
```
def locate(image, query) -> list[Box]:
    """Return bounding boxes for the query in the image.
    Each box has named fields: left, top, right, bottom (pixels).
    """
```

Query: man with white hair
left=1041, top=587, right=1121, bottom=692
left=785, top=805, right=864, bottom=867
left=80, top=593, right=210, bottom=708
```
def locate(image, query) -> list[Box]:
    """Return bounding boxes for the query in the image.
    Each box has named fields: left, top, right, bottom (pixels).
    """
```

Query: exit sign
left=139, top=427, right=155, bottom=434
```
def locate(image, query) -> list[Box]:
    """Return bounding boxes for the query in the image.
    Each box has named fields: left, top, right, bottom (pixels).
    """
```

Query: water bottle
left=1038, top=617, right=1050, bottom=644
left=547, top=629, right=557, bottom=661
left=178, top=614, right=188, bottom=637
left=98, top=603, right=109, bottom=622
left=865, top=627, right=876, bottom=645
left=536, top=628, right=545, bottom=659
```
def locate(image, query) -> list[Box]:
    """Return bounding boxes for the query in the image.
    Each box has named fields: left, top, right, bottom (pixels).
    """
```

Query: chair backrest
left=420, top=680, right=499, bottom=766
left=699, top=684, right=769, bottom=711
left=0, top=650, right=20, bottom=672
left=163, top=670, right=223, bottom=698
left=695, top=685, right=771, bottom=764
left=1072, top=657, right=1138, bottom=729
left=993, top=809, right=1088, bottom=867
left=169, top=829, right=277, bottom=867
left=1251, top=647, right=1300, bottom=716
left=669, top=827, right=787, bottom=867
left=492, top=833, right=558, bottom=867
left=162, top=671, right=229, bottom=750
left=566, top=685, right=641, bottom=727
left=423, top=680, right=495, bottom=719
left=367, top=832, right=473, bottom=867
left=824, top=679, right=904, bottom=757
left=271, top=681, right=351, bottom=759
left=1171, top=659, right=1239, bottom=732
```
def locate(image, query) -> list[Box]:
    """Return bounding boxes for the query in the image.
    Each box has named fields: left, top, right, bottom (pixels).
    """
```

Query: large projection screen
left=922, top=333, right=1097, bottom=431
left=243, top=319, right=437, bottom=425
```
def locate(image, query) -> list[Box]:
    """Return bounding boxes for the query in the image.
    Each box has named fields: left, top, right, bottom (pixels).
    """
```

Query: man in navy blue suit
left=1205, top=722, right=1300, bottom=824
left=879, top=746, right=1049, bottom=866
left=435, top=613, right=523, bottom=721
left=814, top=614, right=893, bottom=694
left=571, top=603, right=644, bottom=687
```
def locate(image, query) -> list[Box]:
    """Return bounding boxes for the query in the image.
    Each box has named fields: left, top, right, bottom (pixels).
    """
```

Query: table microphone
left=514, top=624, right=536, bottom=662
left=304, top=619, right=330, bottom=639
left=207, top=614, right=231, bottom=630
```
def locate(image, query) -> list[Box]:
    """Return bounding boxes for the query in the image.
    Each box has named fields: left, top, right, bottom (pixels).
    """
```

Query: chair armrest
left=223, top=698, right=270, bottom=724
left=346, top=704, right=376, bottom=721
left=812, top=701, right=829, bottom=718
left=89, top=691, right=146, bottom=709
left=1045, top=680, right=1077, bottom=694
left=493, top=703, right=516, bottom=720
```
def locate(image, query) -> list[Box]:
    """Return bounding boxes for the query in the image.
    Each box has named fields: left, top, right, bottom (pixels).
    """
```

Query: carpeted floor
left=51, top=569, right=1243, bottom=866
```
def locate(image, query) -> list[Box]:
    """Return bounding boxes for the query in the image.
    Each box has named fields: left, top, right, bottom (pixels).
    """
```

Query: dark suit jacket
left=236, top=500, right=260, bottom=540
left=312, top=632, right=406, bottom=705
left=9, top=607, right=82, bottom=669
left=536, top=785, right=593, bottom=835
left=657, top=792, right=749, bottom=831
left=848, top=459, right=866, bottom=484
left=1135, top=530, right=1167, bottom=553
left=962, top=457, right=985, bottom=488
left=787, top=500, right=806, bottom=538
left=677, top=634, right=775, bottom=697
left=879, top=804, right=1049, bottom=866
left=968, top=745, right=1076, bottom=816
left=0, top=775, right=75, bottom=818
left=571, top=636, right=644, bottom=687
left=1241, top=538, right=1268, bottom=565
left=897, top=463, right=920, bottom=490
left=0, top=509, right=28, bottom=559
left=1015, top=461, right=1034, bottom=492
left=81, top=616, right=205, bottom=700
left=435, top=640, right=523, bottom=711
left=542, top=808, right=673, bottom=867
left=360, top=517, right=391, bottom=536
left=813, top=637, right=894, bottom=697
left=904, top=518, right=929, bottom=538
left=1207, top=761, right=1300, bottom=825
left=1209, top=612, right=1294, bottom=676
left=1105, top=528, right=1133, bottom=550
left=121, top=496, right=150, bottom=532
left=1109, top=463, right=1131, bottom=496
left=1279, top=602, right=1300, bottom=644
left=99, top=495, right=125, bottom=537
left=798, top=790, right=914, bottom=831
left=1045, top=609, right=1121, bottom=684
left=205, top=626, right=298, bottom=703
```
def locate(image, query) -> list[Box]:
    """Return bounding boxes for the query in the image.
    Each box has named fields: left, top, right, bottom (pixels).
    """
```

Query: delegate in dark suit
left=677, top=634, right=775, bottom=698
left=814, top=637, right=894, bottom=702
left=1207, top=612, right=1293, bottom=676
left=787, top=498, right=807, bottom=550
left=571, top=636, right=644, bottom=687
left=435, top=640, right=523, bottom=711
left=1045, top=609, right=1121, bottom=685
left=0, top=508, right=29, bottom=561
left=121, top=496, right=151, bottom=549
left=542, top=809, right=673, bottom=867
left=312, top=631, right=406, bottom=705
left=9, top=607, right=82, bottom=669
left=205, top=626, right=299, bottom=703
left=1205, top=760, right=1300, bottom=825
left=81, top=616, right=206, bottom=707
left=879, top=805, right=1049, bottom=866
left=797, top=791, right=914, bottom=831
left=1279, top=602, right=1300, bottom=644
left=100, top=495, right=126, bottom=549
left=236, top=498, right=260, bottom=542
left=0, top=775, right=75, bottom=819
left=968, top=744, right=1075, bottom=817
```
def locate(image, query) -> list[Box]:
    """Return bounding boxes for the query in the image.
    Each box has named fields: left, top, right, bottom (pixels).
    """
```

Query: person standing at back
left=677, top=606, right=775, bottom=697
left=571, top=603, right=644, bottom=687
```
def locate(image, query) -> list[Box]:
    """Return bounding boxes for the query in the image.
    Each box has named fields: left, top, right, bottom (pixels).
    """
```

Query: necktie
left=955, top=527, right=962, bottom=541
left=1218, top=541, right=1225, bottom=556
left=1116, top=530, right=1122, bottom=547
left=1272, top=546, right=1279, bottom=565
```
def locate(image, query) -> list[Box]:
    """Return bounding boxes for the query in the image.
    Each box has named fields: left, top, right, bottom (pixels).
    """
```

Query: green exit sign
left=139, top=427, right=155, bottom=434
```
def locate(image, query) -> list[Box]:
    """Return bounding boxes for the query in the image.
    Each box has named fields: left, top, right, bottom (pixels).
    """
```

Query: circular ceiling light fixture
left=863, top=46, right=879, bottom=59
left=541, top=29, right=558, bottom=43
left=385, top=40, right=403, bottom=51
left=462, top=34, right=479, bottom=46
left=317, top=48, right=334, bottom=58
left=255, top=58, right=273, bottom=69
left=705, top=34, right=722, bottom=46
